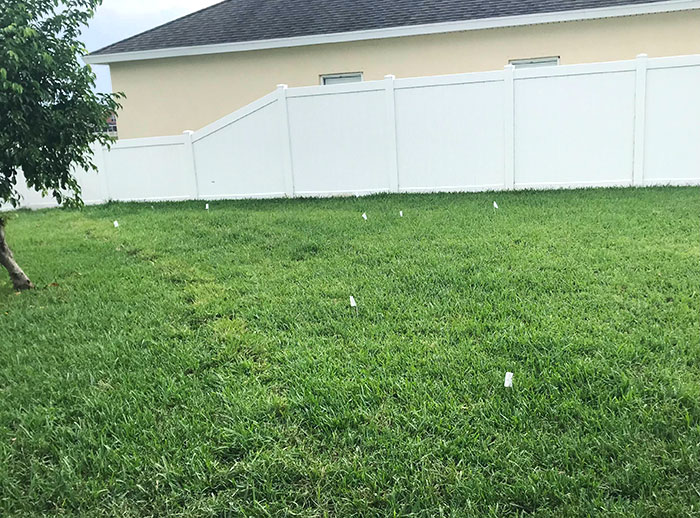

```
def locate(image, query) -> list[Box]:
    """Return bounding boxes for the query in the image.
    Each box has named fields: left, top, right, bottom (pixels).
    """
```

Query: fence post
left=384, top=74, right=400, bottom=193
left=277, top=84, right=295, bottom=198
left=633, top=53, right=648, bottom=187
left=182, top=130, right=200, bottom=199
left=503, top=64, right=516, bottom=190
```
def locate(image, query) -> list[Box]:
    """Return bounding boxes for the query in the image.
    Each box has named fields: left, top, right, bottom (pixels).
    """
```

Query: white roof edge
left=83, top=0, right=700, bottom=65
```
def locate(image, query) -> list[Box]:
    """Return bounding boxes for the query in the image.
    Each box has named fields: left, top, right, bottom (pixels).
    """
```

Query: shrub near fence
left=7, top=53, right=700, bottom=210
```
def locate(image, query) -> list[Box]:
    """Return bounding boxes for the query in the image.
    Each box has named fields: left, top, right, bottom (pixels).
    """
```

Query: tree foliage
left=0, top=0, right=122, bottom=208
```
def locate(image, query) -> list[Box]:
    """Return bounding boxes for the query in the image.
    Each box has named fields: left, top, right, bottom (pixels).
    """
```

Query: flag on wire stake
left=493, top=201, right=499, bottom=209
left=205, top=203, right=210, bottom=211
left=400, top=210, right=404, bottom=217
left=113, top=221, right=119, bottom=228
left=350, top=296, right=358, bottom=315
left=504, top=372, right=514, bottom=388
left=362, top=213, right=368, bottom=221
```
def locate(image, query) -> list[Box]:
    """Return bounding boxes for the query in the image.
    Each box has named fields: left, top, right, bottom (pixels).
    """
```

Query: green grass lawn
left=1, top=187, right=699, bottom=517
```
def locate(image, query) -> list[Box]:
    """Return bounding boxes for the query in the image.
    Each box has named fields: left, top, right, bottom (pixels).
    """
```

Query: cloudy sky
left=82, top=0, right=223, bottom=92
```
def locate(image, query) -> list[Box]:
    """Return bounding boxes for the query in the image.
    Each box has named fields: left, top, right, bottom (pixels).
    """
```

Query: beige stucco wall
left=109, top=10, right=700, bottom=138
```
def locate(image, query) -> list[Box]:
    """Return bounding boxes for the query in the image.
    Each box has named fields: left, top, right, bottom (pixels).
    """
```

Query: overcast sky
left=82, top=0, right=223, bottom=92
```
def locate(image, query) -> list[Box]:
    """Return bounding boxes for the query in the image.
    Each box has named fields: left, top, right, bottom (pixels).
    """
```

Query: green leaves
left=0, top=0, right=122, bottom=208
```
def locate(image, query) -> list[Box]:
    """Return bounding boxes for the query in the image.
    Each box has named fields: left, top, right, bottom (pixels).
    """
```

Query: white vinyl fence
left=8, top=53, right=700, bottom=210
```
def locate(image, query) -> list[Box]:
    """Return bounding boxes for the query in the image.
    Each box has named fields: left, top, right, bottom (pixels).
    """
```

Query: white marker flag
left=362, top=213, right=368, bottom=221
left=504, top=372, right=514, bottom=388
left=350, top=296, right=357, bottom=308
left=205, top=203, right=210, bottom=210
left=400, top=211, right=404, bottom=217
left=113, top=221, right=119, bottom=228
left=493, top=201, right=499, bottom=209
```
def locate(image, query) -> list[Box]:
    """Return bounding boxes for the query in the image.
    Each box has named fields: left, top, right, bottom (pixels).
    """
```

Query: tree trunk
left=0, top=218, right=34, bottom=291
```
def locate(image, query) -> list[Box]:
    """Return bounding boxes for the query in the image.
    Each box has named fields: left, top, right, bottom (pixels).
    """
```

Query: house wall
left=109, top=10, right=700, bottom=138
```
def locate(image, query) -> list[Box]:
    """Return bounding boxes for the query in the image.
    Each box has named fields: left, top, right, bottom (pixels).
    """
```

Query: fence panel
left=192, top=95, right=286, bottom=199
left=1, top=145, right=106, bottom=211
left=287, top=86, right=390, bottom=196
left=104, top=136, right=195, bottom=202
left=395, top=78, right=505, bottom=192
left=9, top=53, right=700, bottom=210
left=514, top=68, right=636, bottom=189
left=644, top=63, right=700, bottom=185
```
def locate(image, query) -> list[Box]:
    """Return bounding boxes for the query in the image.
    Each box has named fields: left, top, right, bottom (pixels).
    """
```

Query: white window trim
left=83, top=0, right=700, bottom=64
left=509, top=56, right=561, bottom=68
left=320, top=72, right=363, bottom=85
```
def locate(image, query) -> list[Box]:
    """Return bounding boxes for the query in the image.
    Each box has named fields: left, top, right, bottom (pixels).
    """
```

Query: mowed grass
left=0, top=187, right=699, bottom=517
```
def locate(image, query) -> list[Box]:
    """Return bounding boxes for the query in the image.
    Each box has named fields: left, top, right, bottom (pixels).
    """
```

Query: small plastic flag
left=362, top=213, right=367, bottom=221
left=493, top=201, right=499, bottom=209
left=205, top=203, right=210, bottom=210
left=400, top=211, right=404, bottom=217
left=504, top=372, right=514, bottom=388
left=350, top=296, right=357, bottom=308
left=113, top=221, right=119, bottom=228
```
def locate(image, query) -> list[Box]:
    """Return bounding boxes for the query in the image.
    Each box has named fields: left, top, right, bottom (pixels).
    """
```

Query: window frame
left=320, top=72, right=364, bottom=85
left=509, top=56, right=560, bottom=69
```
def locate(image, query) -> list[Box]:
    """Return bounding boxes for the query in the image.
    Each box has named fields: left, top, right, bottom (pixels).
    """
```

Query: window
left=106, top=114, right=118, bottom=133
left=103, top=113, right=118, bottom=136
left=509, top=56, right=560, bottom=69
left=321, top=72, right=363, bottom=85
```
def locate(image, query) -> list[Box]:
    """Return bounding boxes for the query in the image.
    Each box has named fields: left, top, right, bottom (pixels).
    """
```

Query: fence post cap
left=636, top=53, right=649, bottom=59
left=182, top=130, right=194, bottom=135
left=384, top=74, right=396, bottom=80
left=276, top=84, right=288, bottom=90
